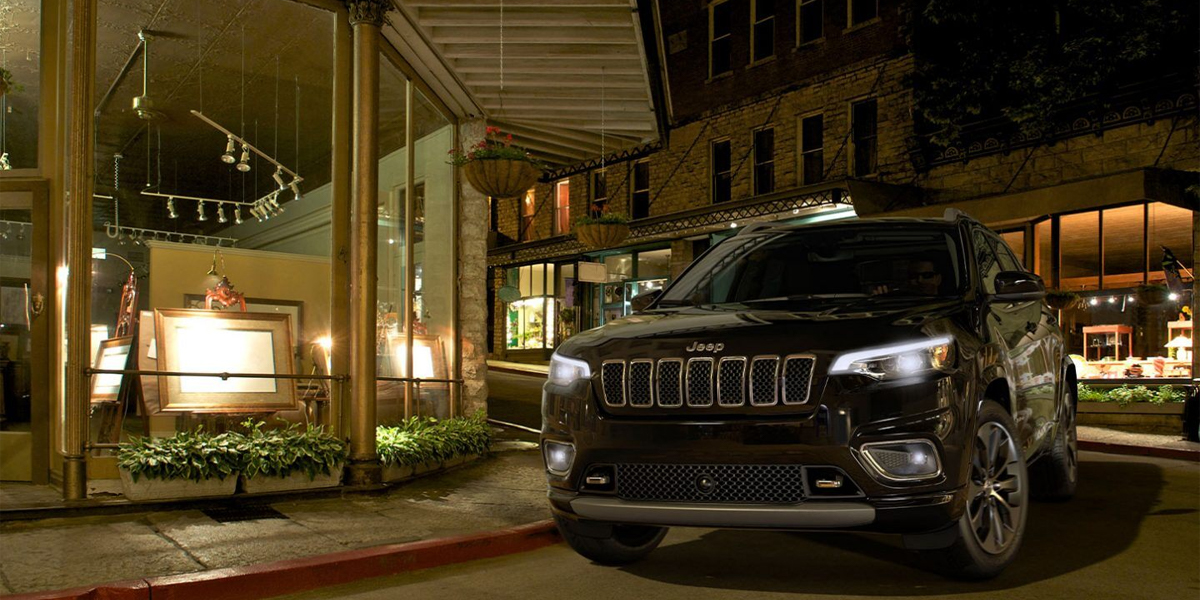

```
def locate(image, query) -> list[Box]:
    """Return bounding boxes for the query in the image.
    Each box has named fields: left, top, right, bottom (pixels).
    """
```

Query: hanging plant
left=449, top=126, right=541, bottom=199
left=573, top=209, right=631, bottom=250
left=1135, top=283, right=1170, bottom=305
left=1044, top=290, right=1079, bottom=311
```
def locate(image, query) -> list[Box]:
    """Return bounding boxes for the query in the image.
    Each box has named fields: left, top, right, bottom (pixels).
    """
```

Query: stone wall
left=457, top=120, right=489, bottom=416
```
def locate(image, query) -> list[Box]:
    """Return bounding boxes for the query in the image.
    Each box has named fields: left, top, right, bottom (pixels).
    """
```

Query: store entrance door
left=0, top=179, right=51, bottom=484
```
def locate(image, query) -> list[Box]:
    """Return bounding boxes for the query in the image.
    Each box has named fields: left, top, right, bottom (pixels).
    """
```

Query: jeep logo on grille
left=686, top=342, right=725, bottom=353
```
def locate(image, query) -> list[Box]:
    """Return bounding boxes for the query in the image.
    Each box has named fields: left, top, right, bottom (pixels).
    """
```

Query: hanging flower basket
left=463, top=158, right=541, bottom=199
left=1135, top=284, right=1169, bottom=305
left=575, top=223, right=630, bottom=249
left=1045, top=291, right=1079, bottom=311
left=449, top=126, right=542, bottom=199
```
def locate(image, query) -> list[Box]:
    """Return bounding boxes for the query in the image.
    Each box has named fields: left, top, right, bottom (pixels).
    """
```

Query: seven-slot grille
left=601, top=354, right=816, bottom=409
left=616, top=463, right=806, bottom=504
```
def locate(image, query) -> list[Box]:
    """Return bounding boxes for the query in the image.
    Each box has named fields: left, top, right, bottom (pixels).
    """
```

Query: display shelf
left=1082, top=325, right=1133, bottom=362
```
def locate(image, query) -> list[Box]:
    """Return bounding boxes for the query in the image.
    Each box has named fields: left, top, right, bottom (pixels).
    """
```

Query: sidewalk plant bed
left=1078, top=384, right=1186, bottom=407
left=237, top=421, right=348, bottom=494
left=377, top=413, right=492, bottom=481
left=574, top=211, right=631, bottom=250
left=117, top=430, right=243, bottom=501
left=449, top=126, right=541, bottom=199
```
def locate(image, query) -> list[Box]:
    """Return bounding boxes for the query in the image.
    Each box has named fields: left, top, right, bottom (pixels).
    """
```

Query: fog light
left=543, top=441, right=575, bottom=476
left=861, top=439, right=941, bottom=481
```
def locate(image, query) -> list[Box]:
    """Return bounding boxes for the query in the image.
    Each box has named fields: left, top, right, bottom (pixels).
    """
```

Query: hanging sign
left=577, top=262, right=608, bottom=283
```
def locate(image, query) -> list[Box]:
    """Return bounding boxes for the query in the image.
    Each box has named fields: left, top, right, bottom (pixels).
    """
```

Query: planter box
left=382, top=454, right=481, bottom=483
left=240, top=465, right=343, bottom=495
left=1078, top=401, right=1185, bottom=435
left=1078, top=402, right=1185, bottom=415
left=119, top=468, right=238, bottom=502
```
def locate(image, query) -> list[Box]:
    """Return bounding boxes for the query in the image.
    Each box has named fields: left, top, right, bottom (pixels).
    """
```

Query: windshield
left=659, top=226, right=965, bottom=307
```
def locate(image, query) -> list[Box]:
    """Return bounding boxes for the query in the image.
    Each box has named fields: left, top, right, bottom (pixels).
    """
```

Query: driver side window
left=973, top=229, right=1002, bottom=294
left=991, top=236, right=1024, bottom=273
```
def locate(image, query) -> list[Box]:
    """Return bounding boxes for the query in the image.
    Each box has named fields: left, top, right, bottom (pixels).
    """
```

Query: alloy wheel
left=967, top=421, right=1025, bottom=555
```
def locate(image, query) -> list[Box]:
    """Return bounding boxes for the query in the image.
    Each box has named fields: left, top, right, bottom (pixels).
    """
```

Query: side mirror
left=631, top=289, right=664, bottom=313
left=993, top=271, right=1046, bottom=302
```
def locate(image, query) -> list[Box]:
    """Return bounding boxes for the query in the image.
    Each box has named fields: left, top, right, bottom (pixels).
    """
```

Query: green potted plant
left=449, top=126, right=541, bottom=199
left=377, top=413, right=491, bottom=482
left=117, top=430, right=242, bottom=501
left=573, top=210, right=631, bottom=250
left=0, top=67, right=18, bottom=98
left=1135, top=283, right=1170, bottom=305
left=237, top=421, right=347, bottom=494
left=1044, top=290, right=1079, bottom=310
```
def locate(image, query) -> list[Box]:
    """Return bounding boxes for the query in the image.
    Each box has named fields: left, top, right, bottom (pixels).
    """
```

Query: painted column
left=346, top=0, right=387, bottom=485
left=63, top=0, right=98, bottom=500
left=330, top=7, right=353, bottom=437
left=457, top=120, right=490, bottom=417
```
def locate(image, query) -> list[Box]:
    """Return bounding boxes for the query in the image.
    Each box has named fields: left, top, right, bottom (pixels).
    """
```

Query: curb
left=3, top=520, right=560, bottom=600
left=1079, top=440, right=1200, bottom=462
left=486, top=363, right=548, bottom=377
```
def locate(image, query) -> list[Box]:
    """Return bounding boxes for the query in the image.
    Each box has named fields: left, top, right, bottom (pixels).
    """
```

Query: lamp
left=234, top=205, right=244, bottom=225
left=220, top=135, right=237, bottom=164
left=236, top=145, right=252, bottom=173
left=289, top=178, right=302, bottom=202
left=166, top=197, right=178, bottom=219
left=217, top=204, right=228, bottom=224
left=197, top=200, right=208, bottom=222
left=272, top=167, right=286, bottom=191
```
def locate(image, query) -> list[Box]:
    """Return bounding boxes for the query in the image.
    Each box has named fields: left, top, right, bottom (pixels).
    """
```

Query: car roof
left=736, top=209, right=981, bottom=237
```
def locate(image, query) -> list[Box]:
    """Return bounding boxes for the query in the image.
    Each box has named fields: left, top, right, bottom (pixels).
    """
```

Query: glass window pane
left=1034, top=220, right=1053, bottom=282
left=1148, top=202, right=1194, bottom=284
left=605, top=254, right=632, bottom=281
left=998, top=230, right=1025, bottom=267
left=531, top=264, right=546, bottom=297
left=5, top=1, right=39, bottom=169
left=800, top=0, right=823, bottom=43
left=1102, top=204, right=1144, bottom=288
left=1060, top=212, right=1100, bottom=290
left=637, top=249, right=671, bottom=279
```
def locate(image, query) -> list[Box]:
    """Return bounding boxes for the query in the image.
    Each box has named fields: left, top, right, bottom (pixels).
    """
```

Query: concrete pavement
left=282, top=450, right=1199, bottom=600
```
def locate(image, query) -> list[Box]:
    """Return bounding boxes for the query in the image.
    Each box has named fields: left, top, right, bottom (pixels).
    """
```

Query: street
left=285, top=448, right=1200, bottom=600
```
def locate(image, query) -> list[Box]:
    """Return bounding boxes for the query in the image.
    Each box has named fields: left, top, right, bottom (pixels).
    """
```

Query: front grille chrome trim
left=782, top=354, right=817, bottom=405
left=685, top=357, right=715, bottom=407
left=601, top=360, right=627, bottom=407
left=656, top=358, right=684, bottom=408
left=716, top=356, right=748, bottom=407
left=627, top=359, right=655, bottom=408
left=749, top=355, right=780, bottom=406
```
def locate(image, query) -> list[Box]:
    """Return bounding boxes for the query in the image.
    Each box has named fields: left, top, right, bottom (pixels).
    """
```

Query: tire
left=554, top=514, right=668, bottom=566
left=1030, top=381, right=1078, bottom=501
left=921, top=400, right=1029, bottom=580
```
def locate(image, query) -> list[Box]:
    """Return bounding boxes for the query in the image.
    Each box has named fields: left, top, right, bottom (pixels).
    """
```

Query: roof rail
left=735, top=221, right=784, bottom=236
left=943, top=208, right=981, bottom=224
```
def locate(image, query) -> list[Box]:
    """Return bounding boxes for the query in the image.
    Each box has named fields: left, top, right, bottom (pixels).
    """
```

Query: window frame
left=709, top=0, right=734, bottom=79
left=710, top=138, right=733, bottom=204
left=752, top=126, right=775, bottom=196
left=553, top=180, right=571, bottom=236
left=850, top=97, right=879, bottom=177
left=796, top=0, right=824, bottom=45
left=798, top=112, right=824, bottom=185
left=631, top=159, right=651, bottom=220
left=750, top=0, right=776, bottom=64
left=847, top=0, right=879, bottom=28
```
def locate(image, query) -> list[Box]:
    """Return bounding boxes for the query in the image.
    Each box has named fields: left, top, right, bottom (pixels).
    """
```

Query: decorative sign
left=154, top=308, right=297, bottom=413
left=577, top=262, right=608, bottom=283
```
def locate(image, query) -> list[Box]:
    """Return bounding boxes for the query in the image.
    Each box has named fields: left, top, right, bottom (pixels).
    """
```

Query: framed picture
left=90, top=336, right=134, bottom=404
left=386, top=333, right=447, bottom=382
left=184, top=295, right=304, bottom=349
left=154, top=308, right=297, bottom=413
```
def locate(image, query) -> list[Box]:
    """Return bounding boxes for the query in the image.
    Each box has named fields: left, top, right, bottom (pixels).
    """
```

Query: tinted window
left=973, top=229, right=1002, bottom=294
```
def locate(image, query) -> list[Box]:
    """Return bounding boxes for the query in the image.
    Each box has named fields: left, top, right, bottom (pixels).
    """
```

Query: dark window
left=850, top=0, right=877, bottom=25
left=752, top=0, right=775, bottom=62
left=519, top=190, right=536, bottom=242
left=711, top=1, right=733, bottom=77
left=798, top=0, right=823, bottom=43
left=973, top=229, right=1002, bottom=294
left=851, top=99, right=878, bottom=176
left=590, top=170, right=608, bottom=217
left=800, top=114, right=824, bottom=184
left=711, top=140, right=732, bottom=203
left=489, top=196, right=499, bottom=232
left=632, top=160, right=651, bottom=220
left=753, top=128, right=775, bottom=195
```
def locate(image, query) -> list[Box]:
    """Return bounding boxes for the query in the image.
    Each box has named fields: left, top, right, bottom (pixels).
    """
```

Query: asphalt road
left=287, top=369, right=1200, bottom=600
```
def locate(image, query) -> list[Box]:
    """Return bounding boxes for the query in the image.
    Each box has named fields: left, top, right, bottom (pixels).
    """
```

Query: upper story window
left=710, top=1, right=733, bottom=78
left=798, top=0, right=823, bottom=44
left=851, top=98, right=878, bottom=176
left=849, top=0, right=878, bottom=26
left=590, top=169, right=608, bottom=217
left=799, top=114, right=824, bottom=184
left=489, top=196, right=499, bottom=232
left=519, top=189, right=537, bottom=242
left=553, top=180, right=570, bottom=235
left=711, top=139, right=732, bottom=203
left=752, top=0, right=776, bottom=62
left=753, top=127, right=775, bottom=195
left=632, top=160, right=651, bottom=220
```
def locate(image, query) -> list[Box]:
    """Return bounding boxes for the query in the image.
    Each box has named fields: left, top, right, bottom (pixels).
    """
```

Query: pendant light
left=220, top=135, right=237, bottom=164
left=236, top=144, right=251, bottom=172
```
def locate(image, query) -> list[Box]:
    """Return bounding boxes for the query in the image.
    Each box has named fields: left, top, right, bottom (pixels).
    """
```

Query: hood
left=557, top=298, right=968, bottom=363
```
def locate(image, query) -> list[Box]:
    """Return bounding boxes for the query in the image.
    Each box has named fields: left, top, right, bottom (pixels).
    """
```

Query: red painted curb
left=1079, top=440, right=1200, bottom=462
left=3, top=520, right=560, bottom=600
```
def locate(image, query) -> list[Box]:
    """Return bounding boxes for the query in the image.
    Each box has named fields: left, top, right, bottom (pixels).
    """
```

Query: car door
left=972, top=228, right=1044, bottom=456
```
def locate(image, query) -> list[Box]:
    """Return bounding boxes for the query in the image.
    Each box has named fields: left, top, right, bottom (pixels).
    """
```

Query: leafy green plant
left=238, top=420, right=348, bottom=480
left=574, top=211, right=631, bottom=226
left=1153, top=385, right=1186, bottom=405
left=377, top=412, right=491, bottom=467
left=1077, top=384, right=1104, bottom=403
left=447, top=126, right=540, bottom=167
left=1078, top=384, right=1186, bottom=406
left=117, top=429, right=243, bottom=483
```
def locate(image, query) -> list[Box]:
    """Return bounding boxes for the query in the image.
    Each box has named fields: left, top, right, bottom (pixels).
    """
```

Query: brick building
left=487, top=0, right=1198, bottom=366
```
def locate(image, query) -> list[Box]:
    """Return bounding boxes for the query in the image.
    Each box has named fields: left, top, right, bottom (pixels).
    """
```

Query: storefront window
left=506, top=264, right=556, bottom=350
left=593, top=248, right=672, bottom=325
left=2, top=0, right=39, bottom=170
left=1034, top=219, right=1052, bottom=283
left=1102, top=204, right=1144, bottom=288
left=998, top=230, right=1024, bottom=266
left=1060, top=211, right=1100, bottom=290
left=1148, top=202, right=1194, bottom=283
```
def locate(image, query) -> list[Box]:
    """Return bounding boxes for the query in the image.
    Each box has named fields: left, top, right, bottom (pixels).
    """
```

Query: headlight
left=549, top=353, right=591, bottom=386
left=829, top=336, right=954, bottom=381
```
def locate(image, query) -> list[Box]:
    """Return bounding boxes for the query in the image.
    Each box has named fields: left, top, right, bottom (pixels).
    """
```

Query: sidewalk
left=487, top=359, right=548, bottom=376
left=1078, top=425, right=1200, bottom=461
left=0, top=450, right=549, bottom=596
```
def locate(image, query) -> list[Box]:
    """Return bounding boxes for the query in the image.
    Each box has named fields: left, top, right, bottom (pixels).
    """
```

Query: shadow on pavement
left=620, top=459, right=1165, bottom=595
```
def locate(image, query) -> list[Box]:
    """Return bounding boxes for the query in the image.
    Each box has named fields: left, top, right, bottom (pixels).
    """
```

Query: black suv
left=541, top=210, right=1077, bottom=579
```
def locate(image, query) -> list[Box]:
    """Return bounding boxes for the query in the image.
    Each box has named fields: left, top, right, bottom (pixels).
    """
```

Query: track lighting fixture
left=167, top=197, right=178, bottom=219
left=236, top=145, right=252, bottom=172
left=220, top=135, right=237, bottom=164
left=234, top=205, right=244, bottom=225
left=289, top=178, right=302, bottom=202
left=197, top=200, right=208, bottom=222
left=217, top=204, right=228, bottom=224
left=272, top=167, right=286, bottom=190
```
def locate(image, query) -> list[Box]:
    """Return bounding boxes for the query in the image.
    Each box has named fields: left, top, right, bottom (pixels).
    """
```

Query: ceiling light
left=197, top=200, right=208, bottom=222
left=166, top=197, right=178, bottom=219
left=220, top=135, right=237, bottom=164
left=1088, top=297, right=1099, bottom=306
left=217, top=204, right=228, bottom=224
left=234, top=205, right=244, bottom=225
left=1107, top=297, right=1116, bottom=304
left=236, top=145, right=252, bottom=173
left=289, top=178, right=302, bottom=202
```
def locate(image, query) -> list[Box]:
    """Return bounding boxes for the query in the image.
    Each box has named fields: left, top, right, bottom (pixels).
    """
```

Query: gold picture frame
left=90, top=336, right=134, bottom=404
left=154, top=308, right=297, bottom=413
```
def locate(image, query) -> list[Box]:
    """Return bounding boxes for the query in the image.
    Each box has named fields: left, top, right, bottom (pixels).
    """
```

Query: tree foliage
left=910, top=0, right=1198, bottom=146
